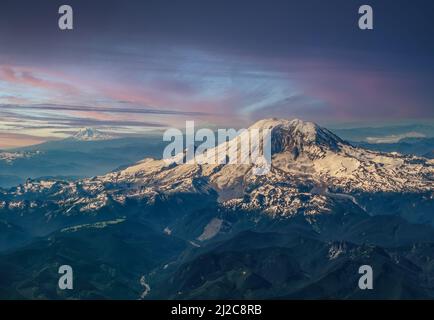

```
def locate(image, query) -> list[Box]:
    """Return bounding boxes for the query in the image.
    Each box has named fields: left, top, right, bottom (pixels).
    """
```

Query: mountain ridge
left=1, top=118, right=433, bottom=222
left=1, top=118, right=434, bottom=299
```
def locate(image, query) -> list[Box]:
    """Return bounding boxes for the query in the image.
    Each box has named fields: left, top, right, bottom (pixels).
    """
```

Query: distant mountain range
left=0, top=128, right=166, bottom=188
left=331, top=123, right=434, bottom=158
left=0, top=119, right=433, bottom=299
left=332, top=123, right=434, bottom=143
left=354, top=137, right=434, bottom=159
left=1, top=126, right=433, bottom=188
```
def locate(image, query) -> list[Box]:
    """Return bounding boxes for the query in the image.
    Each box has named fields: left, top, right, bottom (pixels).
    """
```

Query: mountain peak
left=250, top=118, right=345, bottom=158
left=249, top=118, right=324, bottom=140
left=72, top=128, right=113, bottom=141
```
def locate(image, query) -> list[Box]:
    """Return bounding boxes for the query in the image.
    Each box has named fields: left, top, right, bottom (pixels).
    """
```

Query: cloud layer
left=0, top=0, right=433, bottom=148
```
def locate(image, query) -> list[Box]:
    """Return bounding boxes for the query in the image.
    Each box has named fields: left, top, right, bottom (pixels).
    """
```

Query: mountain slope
left=149, top=231, right=434, bottom=299
left=0, top=135, right=166, bottom=188
left=1, top=118, right=433, bottom=232
left=0, top=118, right=433, bottom=299
left=1, top=118, right=433, bottom=224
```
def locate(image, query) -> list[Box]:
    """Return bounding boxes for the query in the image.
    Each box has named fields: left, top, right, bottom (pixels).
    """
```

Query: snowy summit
left=72, top=128, right=114, bottom=141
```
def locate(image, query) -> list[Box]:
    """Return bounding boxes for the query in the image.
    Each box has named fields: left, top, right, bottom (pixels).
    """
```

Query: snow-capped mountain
left=109, top=118, right=432, bottom=215
left=1, top=118, right=434, bottom=299
left=1, top=118, right=433, bottom=221
left=71, top=128, right=114, bottom=141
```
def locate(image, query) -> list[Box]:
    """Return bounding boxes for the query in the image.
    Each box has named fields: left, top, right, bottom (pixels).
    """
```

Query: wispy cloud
left=0, top=103, right=208, bottom=116
left=0, top=132, right=51, bottom=149
left=0, top=105, right=172, bottom=130
left=366, top=132, right=426, bottom=144
left=0, top=66, right=78, bottom=95
left=1, top=36, right=433, bottom=148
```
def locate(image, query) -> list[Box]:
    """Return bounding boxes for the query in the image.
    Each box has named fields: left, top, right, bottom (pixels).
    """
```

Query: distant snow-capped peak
left=72, top=128, right=113, bottom=141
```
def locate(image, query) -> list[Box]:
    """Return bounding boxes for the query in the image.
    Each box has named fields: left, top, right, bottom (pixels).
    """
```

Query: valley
left=0, top=118, right=433, bottom=299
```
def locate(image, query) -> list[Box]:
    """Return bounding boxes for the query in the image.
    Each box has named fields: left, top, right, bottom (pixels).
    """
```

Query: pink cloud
left=276, top=58, right=434, bottom=121
left=0, top=65, right=79, bottom=95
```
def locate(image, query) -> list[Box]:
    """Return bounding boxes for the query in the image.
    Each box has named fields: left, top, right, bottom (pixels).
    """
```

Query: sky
left=0, top=0, right=434, bottom=148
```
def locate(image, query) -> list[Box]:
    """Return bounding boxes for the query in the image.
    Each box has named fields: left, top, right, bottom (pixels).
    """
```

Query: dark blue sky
left=0, top=0, right=433, bottom=147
